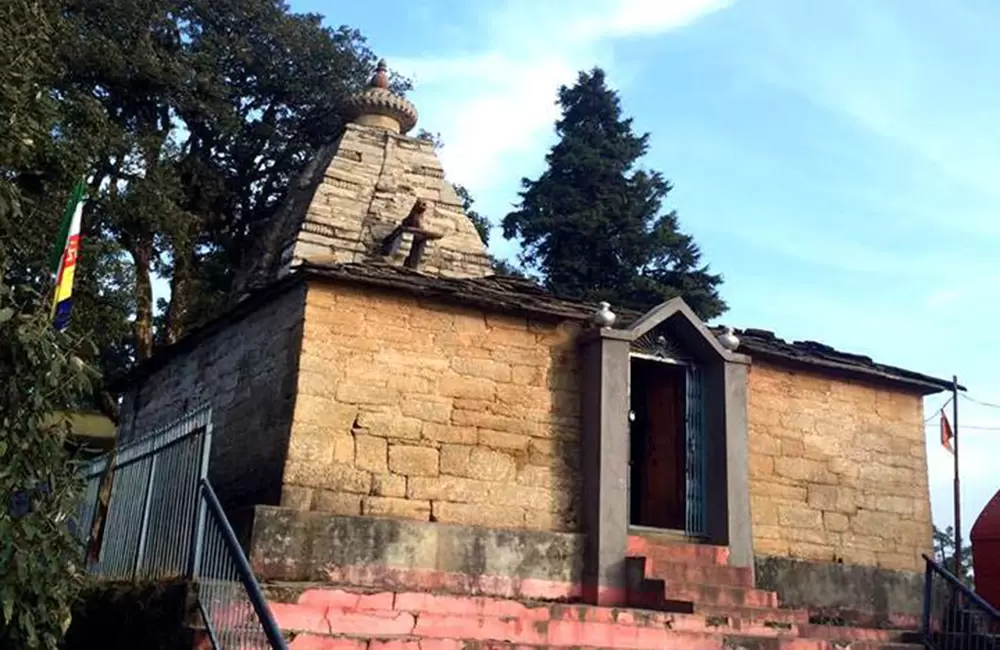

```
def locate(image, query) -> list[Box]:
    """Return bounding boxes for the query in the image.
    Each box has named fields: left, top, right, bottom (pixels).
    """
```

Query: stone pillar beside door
left=579, top=327, right=631, bottom=606
left=578, top=299, right=755, bottom=606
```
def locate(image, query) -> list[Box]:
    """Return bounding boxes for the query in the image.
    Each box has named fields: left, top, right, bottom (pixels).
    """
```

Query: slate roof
left=300, top=261, right=602, bottom=321
left=112, top=261, right=955, bottom=395
left=304, top=262, right=954, bottom=395
left=729, top=328, right=956, bottom=395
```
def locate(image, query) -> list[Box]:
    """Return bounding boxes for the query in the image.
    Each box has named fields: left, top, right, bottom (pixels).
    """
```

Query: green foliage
left=2, top=0, right=399, bottom=380
left=0, top=279, right=96, bottom=650
left=933, top=524, right=974, bottom=586
left=490, top=257, right=527, bottom=278
left=502, top=68, right=727, bottom=320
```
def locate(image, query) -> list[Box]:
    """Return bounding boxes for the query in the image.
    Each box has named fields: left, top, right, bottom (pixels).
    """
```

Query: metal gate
left=684, top=365, right=707, bottom=538
left=74, top=406, right=213, bottom=580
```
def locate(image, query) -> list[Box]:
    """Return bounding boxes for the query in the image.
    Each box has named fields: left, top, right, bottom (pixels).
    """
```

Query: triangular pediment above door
left=623, top=297, right=742, bottom=364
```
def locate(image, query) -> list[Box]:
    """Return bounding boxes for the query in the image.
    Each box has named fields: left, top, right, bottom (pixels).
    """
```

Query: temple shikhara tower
left=240, top=59, right=493, bottom=292
left=113, top=61, right=956, bottom=649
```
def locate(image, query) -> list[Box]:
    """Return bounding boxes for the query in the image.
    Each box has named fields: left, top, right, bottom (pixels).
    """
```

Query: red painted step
left=665, top=583, right=779, bottom=609
left=286, top=640, right=920, bottom=650
left=642, top=557, right=755, bottom=588
left=627, top=535, right=729, bottom=566
left=720, top=639, right=918, bottom=650
left=625, top=557, right=779, bottom=612
left=267, top=587, right=921, bottom=650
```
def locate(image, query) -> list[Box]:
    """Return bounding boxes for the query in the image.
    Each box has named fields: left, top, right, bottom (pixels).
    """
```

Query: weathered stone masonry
left=118, top=283, right=307, bottom=511
left=746, top=361, right=932, bottom=573
left=281, top=282, right=584, bottom=532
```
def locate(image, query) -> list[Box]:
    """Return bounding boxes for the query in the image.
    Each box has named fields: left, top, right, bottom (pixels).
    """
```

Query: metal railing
left=923, top=554, right=999, bottom=650
left=73, top=407, right=287, bottom=649
left=194, top=479, right=288, bottom=650
left=78, top=406, right=213, bottom=580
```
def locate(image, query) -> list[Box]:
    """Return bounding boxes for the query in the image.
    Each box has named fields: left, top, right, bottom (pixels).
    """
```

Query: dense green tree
left=2, top=0, right=401, bottom=384
left=934, top=524, right=974, bottom=586
left=502, top=68, right=726, bottom=320
left=0, top=277, right=96, bottom=649
left=1, top=11, right=111, bottom=647
left=57, top=0, right=403, bottom=363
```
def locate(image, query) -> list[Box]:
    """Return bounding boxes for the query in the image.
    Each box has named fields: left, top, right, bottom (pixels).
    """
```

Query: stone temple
left=113, top=61, right=954, bottom=648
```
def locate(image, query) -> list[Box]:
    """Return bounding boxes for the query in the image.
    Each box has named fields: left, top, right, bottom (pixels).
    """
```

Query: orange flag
left=940, top=411, right=954, bottom=454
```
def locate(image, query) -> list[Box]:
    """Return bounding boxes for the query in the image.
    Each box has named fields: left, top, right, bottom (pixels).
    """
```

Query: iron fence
left=194, top=478, right=288, bottom=650
left=76, top=406, right=212, bottom=581
left=75, top=406, right=287, bottom=649
left=71, top=455, right=106, bottom=547
left=923, top=554, right=999, bottom=650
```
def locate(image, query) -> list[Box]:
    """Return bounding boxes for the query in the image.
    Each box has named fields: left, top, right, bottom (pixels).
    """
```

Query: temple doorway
left=628, top=357, right=690, bottom=531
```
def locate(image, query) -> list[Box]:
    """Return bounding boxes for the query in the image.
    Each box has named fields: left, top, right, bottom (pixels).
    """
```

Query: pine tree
left=502, top=68, right=726, bottom=320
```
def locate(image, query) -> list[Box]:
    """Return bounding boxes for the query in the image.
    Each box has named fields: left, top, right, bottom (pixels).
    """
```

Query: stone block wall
left=746, top=361, right=933, bottom=572
left=117, top=285, right=307, bottom=511
left=281, top=281, right=583, bottom=532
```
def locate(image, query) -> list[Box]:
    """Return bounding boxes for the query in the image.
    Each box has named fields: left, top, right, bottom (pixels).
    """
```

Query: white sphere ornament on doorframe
left=592, top=301, right=616, bottom=327
left=717, top=326, right=740, bottom=351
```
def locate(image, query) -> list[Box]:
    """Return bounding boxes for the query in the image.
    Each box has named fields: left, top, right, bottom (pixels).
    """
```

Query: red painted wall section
left=971, top=489, right=1000, bottom=610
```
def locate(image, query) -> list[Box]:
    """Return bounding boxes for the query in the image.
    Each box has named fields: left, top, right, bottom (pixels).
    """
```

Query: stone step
left=720, top=638, right=919, bottom=650
left=795, top=626, right=916, bottom=643
left=665, top=583, right=780, bottom=609
left=641, top=557, right=755, bottom=588
left=625, top=557, right=778, bottom=610
left=627, top=535, right=730, bottom=566
left=691, top=604, right=810, bottom=626
left=286, top=641, right=921, bottom=650
left=267, top=587, right=919, bottom=650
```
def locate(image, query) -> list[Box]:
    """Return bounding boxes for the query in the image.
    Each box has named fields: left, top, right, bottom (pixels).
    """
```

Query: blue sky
left=290, top=0, right=1000, bottom=537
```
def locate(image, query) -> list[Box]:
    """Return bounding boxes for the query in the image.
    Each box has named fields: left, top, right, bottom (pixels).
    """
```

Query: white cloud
left=390, top=0, right=733, bottom=195
left=925, top=275, right=1000, bottom=310
left=569, top=0, right=734, bottom=40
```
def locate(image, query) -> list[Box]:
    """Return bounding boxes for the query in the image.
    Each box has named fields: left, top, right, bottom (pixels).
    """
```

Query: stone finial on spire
left=344, top=58, right=418, bottom=134
left=371, top=59, right=390, bottom=89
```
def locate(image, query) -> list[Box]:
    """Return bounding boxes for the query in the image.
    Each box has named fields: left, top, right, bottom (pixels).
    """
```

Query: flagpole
left=952, top=375, right=961, bottom=577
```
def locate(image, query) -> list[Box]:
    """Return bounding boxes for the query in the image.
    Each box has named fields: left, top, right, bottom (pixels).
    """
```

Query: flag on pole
left=940, top=410, right=954, bottom=454
left=50, top=181, right=86, bottom=332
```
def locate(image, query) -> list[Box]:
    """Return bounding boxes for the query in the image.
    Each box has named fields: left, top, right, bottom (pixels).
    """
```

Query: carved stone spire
left=236, top=59, right=492, bottom=291
left=343, top=59, right=418, bottom=134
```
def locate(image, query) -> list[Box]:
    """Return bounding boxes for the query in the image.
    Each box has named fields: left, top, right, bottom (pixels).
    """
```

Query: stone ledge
left=753, top=554, right=925, bottom=624
left=247, top=505, right=584, bottom=595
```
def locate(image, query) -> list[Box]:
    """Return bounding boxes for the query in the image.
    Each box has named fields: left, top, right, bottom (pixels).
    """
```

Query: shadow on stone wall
left=755, top=555, right=924, bottom=626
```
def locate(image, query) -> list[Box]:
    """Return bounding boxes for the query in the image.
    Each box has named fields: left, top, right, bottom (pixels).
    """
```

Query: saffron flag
left=940, top=411, right=954, bottom=454
left=50, top=181, right=86, bottom=332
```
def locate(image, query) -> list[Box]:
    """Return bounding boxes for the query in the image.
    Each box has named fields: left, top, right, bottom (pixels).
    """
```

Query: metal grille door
left=684, top=365, right=707, bottom=537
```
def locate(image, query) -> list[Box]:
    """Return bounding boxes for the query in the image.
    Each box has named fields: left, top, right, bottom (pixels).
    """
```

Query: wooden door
left=635, top=362, right=687, bottom=530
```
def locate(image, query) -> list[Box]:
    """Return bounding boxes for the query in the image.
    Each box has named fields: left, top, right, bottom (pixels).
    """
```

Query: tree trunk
left=164, top=228, right=194, bottom=345
left=132, top=237, right=154, bottom=360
